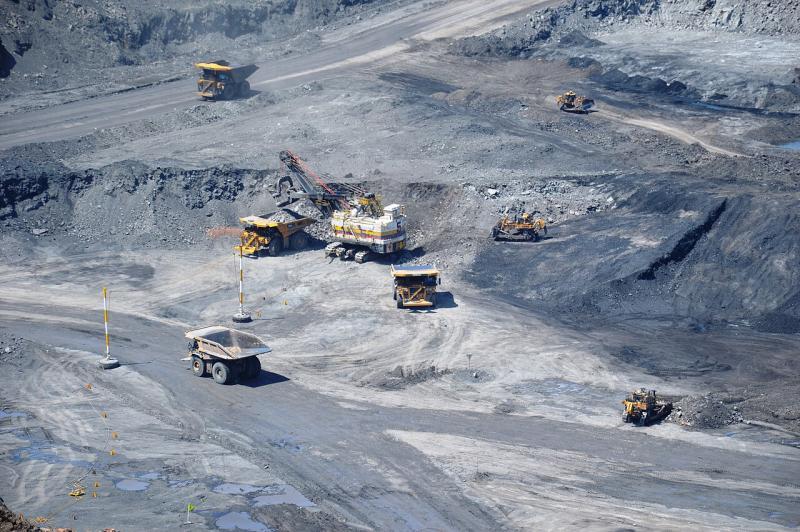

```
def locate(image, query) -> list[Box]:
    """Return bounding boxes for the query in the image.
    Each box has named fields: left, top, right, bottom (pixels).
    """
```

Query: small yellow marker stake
left=185, top=503, right=196, bottom=525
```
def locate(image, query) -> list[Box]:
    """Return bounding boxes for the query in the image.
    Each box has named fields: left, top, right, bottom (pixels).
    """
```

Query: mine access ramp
left=185, top=326, right=271, bottom=385
left=391, top=265, right=440, bottom=308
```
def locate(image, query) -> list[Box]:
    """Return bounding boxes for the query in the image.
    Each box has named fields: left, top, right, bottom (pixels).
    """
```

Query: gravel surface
left=1, top=0, right=800, bottom=529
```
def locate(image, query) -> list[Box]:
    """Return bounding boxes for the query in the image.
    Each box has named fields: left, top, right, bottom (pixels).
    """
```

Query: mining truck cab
left=391, top=265, right=440, bottom=309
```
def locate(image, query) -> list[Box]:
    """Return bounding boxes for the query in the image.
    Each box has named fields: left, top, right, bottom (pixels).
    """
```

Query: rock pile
left=668, top=394, right=744, bottom=429
left=268, top=200, right=333, bottom=242
left=0, top=498, right=39, bottom=532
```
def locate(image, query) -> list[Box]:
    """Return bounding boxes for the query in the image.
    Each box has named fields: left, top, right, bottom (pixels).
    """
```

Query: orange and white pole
left=232, top=249, right=252, bottom=323
left=100, top=287, right=119, bottom=369
left=103, top=287, right=110, bottom=360
left=239, top=248, right=245, bottom=317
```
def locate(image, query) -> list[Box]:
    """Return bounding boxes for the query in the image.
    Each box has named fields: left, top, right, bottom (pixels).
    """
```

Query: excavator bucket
left=272, top=175, right=296, bottom=207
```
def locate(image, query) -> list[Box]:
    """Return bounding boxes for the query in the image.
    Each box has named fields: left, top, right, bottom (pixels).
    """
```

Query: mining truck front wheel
left=191, top=356, right=206, bottom=377
left=268, top=237, right=283, bottom=257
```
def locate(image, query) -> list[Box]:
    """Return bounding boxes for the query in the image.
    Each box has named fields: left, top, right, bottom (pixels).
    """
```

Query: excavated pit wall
left=2, top=156, right=800, bottom=333
left=0, top=0, right=394, bottom=94
left=453, top=0, right=800, bottom=112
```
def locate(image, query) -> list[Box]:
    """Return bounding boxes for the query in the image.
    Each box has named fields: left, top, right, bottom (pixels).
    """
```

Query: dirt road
left=595, top=108, right=745, bottom=158
left=0, top=249, right=798, bottom=530
left=0, top=0, right=553, bottom=150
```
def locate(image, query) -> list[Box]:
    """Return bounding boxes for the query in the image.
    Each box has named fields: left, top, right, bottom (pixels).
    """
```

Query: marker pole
left=99, top=287, right=119, bottom=369
left=232, top=249, right=252, bottom=323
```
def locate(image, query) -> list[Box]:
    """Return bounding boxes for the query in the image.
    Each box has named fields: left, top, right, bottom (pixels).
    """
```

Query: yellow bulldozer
left=556, top=90, right=594, bottom=113
left=235, top=211, right=316, bottom=257
left=622, top=389, right=673, bottom=426
left=491, top=212, right=547, bottom=241
left=195, top=60, right=257, bottom=100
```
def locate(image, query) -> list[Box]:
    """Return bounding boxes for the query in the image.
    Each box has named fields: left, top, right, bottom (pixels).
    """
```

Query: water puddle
left=138, top=472, right=160, bottom=480
left=510, top=378, right=613, bottom=401
left=212, top=482, right=314, bottom=508
left=213, top=483, right=263, bottom=495
left=215, top=511, right=269, bottom=532
left=0, top=410, right=26, bottom=420
left=169, top=479, right=193, bottom=488
left=10, top=428, right=94, bottom=468
left=252, top=485, right=314, bottom=508
left=780, top=140, right=800, bottom=151
left=116, top=479, right=150, bottom=491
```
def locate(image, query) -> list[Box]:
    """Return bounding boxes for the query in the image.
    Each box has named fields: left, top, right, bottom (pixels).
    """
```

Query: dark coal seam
left=637, top=199, right=728, bottom=281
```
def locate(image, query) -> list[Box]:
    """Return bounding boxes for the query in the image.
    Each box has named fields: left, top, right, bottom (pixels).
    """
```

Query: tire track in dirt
left=595, top=107, right=745, bottom=158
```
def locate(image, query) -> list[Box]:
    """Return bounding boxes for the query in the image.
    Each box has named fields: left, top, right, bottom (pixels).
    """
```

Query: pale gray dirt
left=1, top=0, right=800, bottom=530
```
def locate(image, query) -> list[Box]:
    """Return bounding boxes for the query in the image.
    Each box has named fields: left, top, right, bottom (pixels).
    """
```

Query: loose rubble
left=668, top=394, right=744, bottom=429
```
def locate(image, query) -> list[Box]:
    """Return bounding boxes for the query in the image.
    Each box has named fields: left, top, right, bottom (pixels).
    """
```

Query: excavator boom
left=272, top=150, right=351, bottom=213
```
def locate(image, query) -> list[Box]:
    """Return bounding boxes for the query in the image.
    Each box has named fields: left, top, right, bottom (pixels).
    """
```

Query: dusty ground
left=1, top=0, right=800, bottom=530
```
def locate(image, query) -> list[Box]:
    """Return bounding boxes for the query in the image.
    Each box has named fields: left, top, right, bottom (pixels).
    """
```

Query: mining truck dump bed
left=185, top=326, right=271, bottom=385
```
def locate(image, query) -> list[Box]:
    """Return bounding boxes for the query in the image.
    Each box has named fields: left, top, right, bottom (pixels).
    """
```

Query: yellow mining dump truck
left=491, top=212, right=547, bottom=241
left=556, top=90, right=594, bottom=113
left=391, top=265, right=440, bottom=308
left=235, top=211, right=316, bottom=257
left=195, top=60, right=258, bottom=100
left=622, top=388, right=673, bottom=426
left=184, top=326, right=271, bottom=385
left=325, top=201, right=407, bottom=263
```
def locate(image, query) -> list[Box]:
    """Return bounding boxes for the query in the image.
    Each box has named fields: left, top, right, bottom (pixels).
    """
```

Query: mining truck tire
left=191, top=356, right=206, bottom=377
left=212, top=361, right=232, bottom=385
left=290, top=231, right=309, bottom=251
left=268, top=236, right=283, bottom=257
